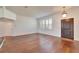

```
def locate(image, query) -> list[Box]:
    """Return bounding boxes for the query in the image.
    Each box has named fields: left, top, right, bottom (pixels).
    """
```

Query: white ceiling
left=6, top=6, right=71, bottom=18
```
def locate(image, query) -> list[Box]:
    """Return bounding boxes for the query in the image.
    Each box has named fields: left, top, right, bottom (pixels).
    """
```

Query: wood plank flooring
left=0, top=33, right=79, bottom=53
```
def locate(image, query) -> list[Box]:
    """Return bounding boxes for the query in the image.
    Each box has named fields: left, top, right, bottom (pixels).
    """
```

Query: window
left=39, top=17, right=53, bottom=30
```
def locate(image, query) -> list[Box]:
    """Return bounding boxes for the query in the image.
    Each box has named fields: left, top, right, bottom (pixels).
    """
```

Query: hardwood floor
left=0, top=33, right=79, bottom=53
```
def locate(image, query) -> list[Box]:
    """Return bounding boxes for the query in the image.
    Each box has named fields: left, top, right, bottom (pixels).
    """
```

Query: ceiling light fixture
left=62, top=6, right=67, bottom=18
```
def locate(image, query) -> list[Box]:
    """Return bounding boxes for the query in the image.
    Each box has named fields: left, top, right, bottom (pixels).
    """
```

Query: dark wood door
left=61, top=18, right=74, bottom=40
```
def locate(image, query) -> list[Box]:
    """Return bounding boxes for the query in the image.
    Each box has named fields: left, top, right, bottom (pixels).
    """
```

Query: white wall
left=0, top=21, right=14, bottom=37
left=38, top=7, right=79, bottom=41
left=11, top=15, right=37, bottom=36
left=38, top=13, right=61, bottom=37
left=0, top=14, right=37, bottom=37
left=0, top=22, right=5, bottom=37
left=68, top=7, right=79, bottom=41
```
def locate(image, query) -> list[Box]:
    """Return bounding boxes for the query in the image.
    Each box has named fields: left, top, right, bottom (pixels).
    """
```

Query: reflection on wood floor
left=0, top=33, right=79, bottom=53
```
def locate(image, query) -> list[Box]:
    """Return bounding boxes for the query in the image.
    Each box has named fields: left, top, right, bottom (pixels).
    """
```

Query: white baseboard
left=11, top=32, right=37, bottom=36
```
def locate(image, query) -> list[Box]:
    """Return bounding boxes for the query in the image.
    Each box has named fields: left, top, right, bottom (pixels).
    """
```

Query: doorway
left=61, top=18, right=74, bottom=40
